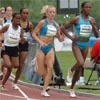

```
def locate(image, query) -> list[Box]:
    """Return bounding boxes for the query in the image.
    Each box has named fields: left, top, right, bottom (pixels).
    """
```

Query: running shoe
left=0, top=85, right=7, bottom=92
left=76, top=80, right=85, bottom=85
left=69, top=89, right=76, bottom=98
left=66, top=81, right=72, bottom=86
left=12, top=83, right=19, bottom=90
left=41, top=90, right=50, bottom=97
left=67, top=68, right=73, bottom=82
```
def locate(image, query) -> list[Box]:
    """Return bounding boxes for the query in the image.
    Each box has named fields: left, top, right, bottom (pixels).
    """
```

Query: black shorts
left=19, top=42, right=29, bottom=52
left=1, top=46, right=19, bottom=57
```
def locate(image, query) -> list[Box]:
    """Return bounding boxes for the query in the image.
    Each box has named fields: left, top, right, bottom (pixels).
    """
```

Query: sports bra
left=74, top=15, right=92, bottom=38
left=40, top=19, right=57, bottom=37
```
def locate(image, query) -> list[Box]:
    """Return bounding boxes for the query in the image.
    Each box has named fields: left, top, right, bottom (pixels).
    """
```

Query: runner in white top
left=0, top=13, right=26, bottom=92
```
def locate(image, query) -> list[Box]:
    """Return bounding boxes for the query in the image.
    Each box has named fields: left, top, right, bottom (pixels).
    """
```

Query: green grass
left=56, top=51, right=75, bottom=77
left=56, top=51, right=100, bottom=95
left=13, top=50, right=100, bottom=95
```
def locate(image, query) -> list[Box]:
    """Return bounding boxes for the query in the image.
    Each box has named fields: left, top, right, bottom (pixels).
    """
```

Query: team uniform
left=1, top=23, right=21, bottom=57
left=39, top=19, right=57, bottom=55
left=19, top=21, right=30, bottom=52
left=74, top=15, right=92, bottom=50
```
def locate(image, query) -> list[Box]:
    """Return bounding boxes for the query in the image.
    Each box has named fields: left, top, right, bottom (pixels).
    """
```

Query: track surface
left=0, top=79, right=100, bottom=100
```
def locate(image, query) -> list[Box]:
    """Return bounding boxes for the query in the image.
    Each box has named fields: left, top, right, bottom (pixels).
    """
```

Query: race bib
left=46, top=25, right=57, bottom=37
left=7, top=33, right=20, bottom=44
left=80, top=25, right=92, bottom=38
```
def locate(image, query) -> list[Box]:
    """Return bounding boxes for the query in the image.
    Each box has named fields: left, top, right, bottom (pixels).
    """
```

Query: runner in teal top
left=39, top=19, right=56, bottom=55
left=75, top=14, right=92, bottom=50
left=61, top=1, right=99, bottom=98
left=32, top=5, right=64, bottom=97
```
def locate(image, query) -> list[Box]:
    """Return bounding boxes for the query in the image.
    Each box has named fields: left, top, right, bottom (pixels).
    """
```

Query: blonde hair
left=46, top=5, right=56, bottom=13
left=41, top=5, right=49, bottom=14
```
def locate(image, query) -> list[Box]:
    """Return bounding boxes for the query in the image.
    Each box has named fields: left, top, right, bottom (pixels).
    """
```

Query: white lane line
left=0, top=92, right=38, bottom=100
left=17, top=86, right=30, bottom=100
left=0, top=92, right=39, bottom=100
left=10, top=76, right=38, bottom=100
left=16, top=86, right=39, bottom=100
left=0, top=92, right=25, bottom=99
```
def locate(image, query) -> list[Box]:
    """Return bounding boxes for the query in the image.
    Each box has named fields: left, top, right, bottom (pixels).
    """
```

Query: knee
left=14, top=64, right=19, bottom=68
left=47, top=63, right=53, bottom=70
left=47, top=68, right=53, bottom=77
left=77, top=60, right=84, bottom=67
left=48, top=66, right=53, bottom=73
left=7, top=67, right=12, bottom=72
left=37, top=70, right=45, bottom=78
left=6, top=63, right=12, bottom=68
left=39, top=73, right=45, bottom=78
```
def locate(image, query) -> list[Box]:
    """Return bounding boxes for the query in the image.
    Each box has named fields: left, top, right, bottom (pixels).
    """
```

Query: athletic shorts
left=75, top=41, right=89, bottom=50
left=40, top=44, right=53, bottom=55
left=19, top=42, right=29, bottom=52
left=1, top=46, right=19, bottom=57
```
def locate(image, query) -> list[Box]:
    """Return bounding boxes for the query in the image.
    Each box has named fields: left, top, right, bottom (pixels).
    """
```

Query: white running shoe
left=41, top=90, right=50, bottom=97
left=12, top=83, right=19, bottom=90
left=76, top=80, right=85, bottom=85
left=66, top=82, right=72, bottom=86
left=66, top=68, right=73, bottom=82
left=69, top=89, right=76, bottom=98
left=0, top=85, right=7, bottom=92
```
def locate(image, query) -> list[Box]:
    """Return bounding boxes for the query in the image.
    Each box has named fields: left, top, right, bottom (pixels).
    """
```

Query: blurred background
left=0, top=0, right=100, bottom=30
left=0, top=0, right=100, bottom=51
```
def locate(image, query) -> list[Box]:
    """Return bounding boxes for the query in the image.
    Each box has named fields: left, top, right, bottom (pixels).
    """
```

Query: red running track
left=0, top=79, right=100, bottom=100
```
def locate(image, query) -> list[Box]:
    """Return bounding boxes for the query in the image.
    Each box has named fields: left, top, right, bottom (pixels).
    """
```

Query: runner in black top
left=12, top=8, right=34, bottom=89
